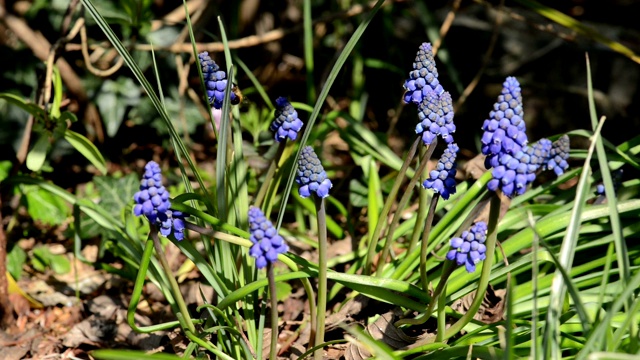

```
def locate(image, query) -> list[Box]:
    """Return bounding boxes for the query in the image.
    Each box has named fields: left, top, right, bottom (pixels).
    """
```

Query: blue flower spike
left=296, top=146, right=333, bottom=199
left=403, top=43, right=444, bottom=104
left=248, top=206, right=289, bottom=269
left=423, top=143, right=459, bottom=200
left=546, top=135, right=570, bottom=176
left=486, top=138, right=555, bottom=198
left=133, top=161, right=187, bottom=241
left=271, top=97, right=304, bottom=142
left=481, top=77, right=528, bottom=169
left=415, top=90, right=456, bottom=145
left=198, top=51, right=238, bottom=109
left=446, top=222, right=488, bottom=273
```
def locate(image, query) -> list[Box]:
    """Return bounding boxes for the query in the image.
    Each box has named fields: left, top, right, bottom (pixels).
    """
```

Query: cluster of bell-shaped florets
left=198, top=51, right=238, bottom=109
left=423, top=143, right=459, bottom=200
left=403, top=43, right=444, bottom=104
left=481, top=77, right=529, bottom=169
left=415, top=90, right=456, bottom=145
left=446, top=221, right=488, bottom=273
left=271, top=97, right=304, bottom=142
left=133, top=161, right=187, bottom=240
left=486, top=139, right=553, bottom=197
left=296, top=146, right=332, bottom=198
left=481, top=77, right=571, bottom=197
left=546, top=135, right=570, bottom=176
left=248, top=206, right=289, bottom=269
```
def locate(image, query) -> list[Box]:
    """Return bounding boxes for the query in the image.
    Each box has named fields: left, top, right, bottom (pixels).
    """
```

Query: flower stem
left=377, top=140, right=437, bottom=276
left=436, top=281, right=447, bottom=342
left=420, top=195, right=440, bottom=293
left=407, top=147, right=431, bottom=254
left=442, top=194, right=500, bottom=340
left=267, top=263, right=279, bottom=360
left=365, top=136, right=420, bottom=275
left=150, top=227, right=196, bottom=334
left=255, top=141, right=287, bottom=208
left=395, top=260, right=454, bottom=327
left=314, top=197, right=328, bottom=360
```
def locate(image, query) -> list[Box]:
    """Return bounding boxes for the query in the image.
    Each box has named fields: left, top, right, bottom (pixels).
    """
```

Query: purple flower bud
left=296, top=146, right=332, bottom=199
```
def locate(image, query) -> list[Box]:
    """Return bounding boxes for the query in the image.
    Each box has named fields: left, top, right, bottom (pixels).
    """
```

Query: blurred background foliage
left=2, top=0, right=639, bottom=177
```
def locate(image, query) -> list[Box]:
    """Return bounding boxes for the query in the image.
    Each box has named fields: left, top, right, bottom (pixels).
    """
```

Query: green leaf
left=275, top=280, right=292, bottom=302
left=64, top=129, right=107, bottom=175
left=26, top=135, right=50, bottom=172
left=91, top=349, right=183, bottom=360
left=93, top=174, right=139, bottom=216
left=50, top=254, right=71, bottom=274
left=22, top=185, right=69, bottom=225
left=0, top=160, right=12, bottom=182
left=50, top=66, right=63, bottom=119
left=7, top=246, right=27, bottom=280
left=349, top=178, right=369, bottom=207
left=96, top=77, right=140, bottom=137
left=31, top=256, right=46, bottom=273
left=0, top=93, right=46, bottom=120
left=32, top=246, right=53, bottom=270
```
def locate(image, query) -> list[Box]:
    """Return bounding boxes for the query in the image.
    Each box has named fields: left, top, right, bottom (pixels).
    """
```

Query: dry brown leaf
left=0, top=328, right=37, bottom=360
left=344, top=310, right=416, bottom=360
left=325, top=295, right=369, bottom=332
left=61, top=314, right=118, bottom=347
left=282, top=288, right=306, bottom=322
left=460, top=153, right=487, bottom=180
left=451, top=285, right=506, bottom=324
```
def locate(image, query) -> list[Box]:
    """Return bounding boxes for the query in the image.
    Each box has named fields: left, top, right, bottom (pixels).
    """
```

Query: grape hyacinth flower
left=446, top=222, right=488, bottom=273
left=545, top=135, right=570, bottom=176
left=423, top=143, right=459, bottom=200
left=528, top=138, right=553, bottom=167
left=133, top=161, right=187, bottom=240
left=486, top=138, right=557, bottom=198
left=481, top=77, right=528, bottom=169
left=271, top=97, right=304, bottom=142
left=403, top=43, right=444, bottom=105
left=248, top=206, right=289, bottom=269
left=486, top=151, right=533, bottom=198
left=296, top=146, right=332, bottom=198
left=415, top=90, right=456, bottom=145
left=198, top=51, right=238, bottom=109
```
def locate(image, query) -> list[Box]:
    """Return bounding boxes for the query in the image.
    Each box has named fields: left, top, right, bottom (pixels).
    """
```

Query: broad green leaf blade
left=64, top=129, right=107, bottom=175
left=22, top=185, right=69, bottom=225
left=26, top=135, right=49, bottom=172
left=93, top=174, right=139, bottom=214
left=0, top=93, right=46, bottom=119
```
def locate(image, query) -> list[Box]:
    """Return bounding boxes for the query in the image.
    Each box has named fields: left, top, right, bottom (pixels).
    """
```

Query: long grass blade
left=81, top=0, right=211, bottom=210
left=275, top=0, right=386, bottom=230
left=586, top=54, right=630, bottom=289
left=543, top=115, right=606, bottom=359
